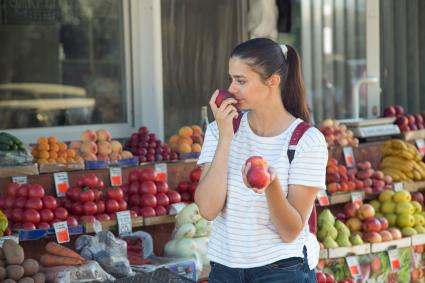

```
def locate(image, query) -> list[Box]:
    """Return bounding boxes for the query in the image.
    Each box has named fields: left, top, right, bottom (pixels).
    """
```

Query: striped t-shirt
left=197, top=112, right=328, bottom=270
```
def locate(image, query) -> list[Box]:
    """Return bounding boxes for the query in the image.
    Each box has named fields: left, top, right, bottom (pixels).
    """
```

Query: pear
left=369, top=200, right=381, bottom=212
left=379, top=190, right=394, bottom=202
left=335, top=220, right=351, bottom=236
left=336, top=234, right=352, bottom=247
left=381, top=201, right=396, bottom=214
left=318, top=224, right=338, bottom=241
left=414, top=225, right=425, bottom=234
left=318, top=209, right=335, bottom=227
left=397, top=213, right=415, bottom=228
left=415, top=214, right=425, bottom=226
left=349, top=234, right=364, bottom=245
left=323, top=235, right=339, bottom=249
left=412, top=201, right=422, bottom=214
left=393, top=190, right=411, bottom=203
left=402, top=227, right=417, bottom=236
left=395, top=202, right=414, bottom=215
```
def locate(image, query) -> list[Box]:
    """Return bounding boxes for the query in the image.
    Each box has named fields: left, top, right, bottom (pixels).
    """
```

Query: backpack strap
left=287, top=121, right=318, bottom=235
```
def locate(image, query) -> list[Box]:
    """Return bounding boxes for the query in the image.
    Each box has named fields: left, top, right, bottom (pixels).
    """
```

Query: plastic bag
left=121, top=231, right=154, bottom=265
left=43, top=260, right=115, bottom=283
left=75, top=231, right=134, bottom=278
left=0, top=149, right=33, bottom=166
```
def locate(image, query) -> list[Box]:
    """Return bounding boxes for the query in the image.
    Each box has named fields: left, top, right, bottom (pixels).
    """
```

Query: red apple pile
left=384, top=105, right=425, bottom=132
left=355, top=161, right=393, bottom=195
left=244, top=156, right=271, bottom=188
left=315, top=271, right=336, bottom=283
left=343, top=203, right=402, bottom=244
left=0, top=183, right=73, bottom=230
left=175, top=166, right=202, bottom=202
left=319, top=119, right=359, bottom=148
left=123, top=168, right=182, bottom=217
left=63, top=173, right=131, bottom=223
left=125, top=126, right=179, bottom=163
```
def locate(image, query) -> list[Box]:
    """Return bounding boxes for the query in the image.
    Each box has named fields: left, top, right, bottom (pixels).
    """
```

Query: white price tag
left=393, top=182, right=404, bottom=192
left=154, top=163, right=167, bottom=182
left=351, top=191, right=363, bottom=206
left=117, top=210, right=132, bottom=235
left=54, top=172, right=69, bottom=197
left=317, top=190, right=330, bottom=206
left=53, top=221, right=70, bottom=243
left=11, top=176, right=27, bottom=185
left=343, top=147, right=356, bottom=168
left=387, top=248, right=400, bottom=271
left=345, top=256, right=361, bottom=279
left=109, top=167, right=122, bottom=186
left=413, top=252, right=421, bottom=269
left=93, top=220, right=102, bottom=234
left=0, top=236, right=19, bottom=247
left=416, top=139, right=425, bottom=157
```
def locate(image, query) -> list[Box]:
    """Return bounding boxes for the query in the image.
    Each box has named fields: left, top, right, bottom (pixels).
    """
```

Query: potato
left=0, top=247, right=5, bottom=258
left=3, top=279, right=17, bottom=283
left=18, top=277, right=34, bottom=283
left=22, top=259, right=39, bottom=276
left=6, top=265, right=24, bottom=281
left=32, top=273, right=45, bottom=283
left=0, top=259, right=5, bottom=267
left=0, top=266, right=6, bottom=280
left=3, top=240, right=24, bottom=265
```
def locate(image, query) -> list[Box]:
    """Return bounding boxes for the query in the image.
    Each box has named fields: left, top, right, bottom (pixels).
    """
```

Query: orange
left=31, top=150, right=38, bottom=158
left=58, top=141, right=67, bottom=151
left=38, top=143, right=49, bottom=151
left=38, top=150, right=49, bottom=159
left=66, top=149, right=76, bottom=158
left=169, top=135, right=180, bottom=144
left=57, top=150, right=68, bottom=159
left=49, top=143, right=59, bottom=152
left=48, top=158, right=56, bottom=164
left=74, top=156, right=84, bottom=163
left=37, top=158, right=48, bottom=164
left=179, top=136, right=193, bottom=146
left=178, top=143, right=192, bottom=154
left=66, top=157, right=75, bottom=163
left=191, top=125, right=203, bottom=136
left=57, top=157, right=67, bottom=164
left=49, top=151, right=58, bottom=159
left=191, top=143, right=202, bottom=153
left=48, top=136, right=58, bottom=144
left=37, top=137, right=48, bottom=144
left=178, top=126, right=193, bottom=137
left=31, top=144, right=38, bottom=151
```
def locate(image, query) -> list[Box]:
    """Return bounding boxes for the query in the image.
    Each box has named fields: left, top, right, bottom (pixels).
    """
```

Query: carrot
left=45, top=242, right=85, bottom=261
left=40, top=254, right=84, bottom=267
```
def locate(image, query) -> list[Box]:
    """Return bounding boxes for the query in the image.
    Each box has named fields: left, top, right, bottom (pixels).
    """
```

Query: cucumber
left=0, top=134, right=13, bottom=146
left=0, top=144, right=10, bottom=151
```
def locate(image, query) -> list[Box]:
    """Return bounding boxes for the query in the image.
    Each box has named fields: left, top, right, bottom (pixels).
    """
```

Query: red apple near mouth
left=215, top=90, right=243, bottom=133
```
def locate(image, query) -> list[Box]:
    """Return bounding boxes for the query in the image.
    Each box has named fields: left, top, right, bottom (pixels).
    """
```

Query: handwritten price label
left=12, top=176, right=27, bottom=185
left=109, top=167, right=122, bottom=186
left=416, top=139, right=425, bottom=157
left=54, top=172, right=69, bottom=197
left=388, top=248, right=400, bottom=271
left=117, top=210, right=132, bottom=235
left=345, top=256, right=361, bottom=279
left=154, top=163, right=167, bottom=182
left=343, top=147, right=356, bottom=168
left=351, top=191, right=363, bottom=206
left=317, top=190, right=330, bottom=206
left=53, top=221, right=70, bottom=244
left=393, top=182, right=404, bottom=192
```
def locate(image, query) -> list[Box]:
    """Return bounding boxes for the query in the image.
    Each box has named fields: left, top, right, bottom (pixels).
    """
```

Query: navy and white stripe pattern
left=197, top=112, right=328, bottom=269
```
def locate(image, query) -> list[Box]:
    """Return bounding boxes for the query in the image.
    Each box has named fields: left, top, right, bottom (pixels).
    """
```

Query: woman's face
left=228, top=57, right=273, bottom=111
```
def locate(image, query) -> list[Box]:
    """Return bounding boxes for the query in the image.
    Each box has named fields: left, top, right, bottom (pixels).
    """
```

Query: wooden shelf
left=83, top=216, right=143, bottom=233
left=370, top=237, right=411, bottom=253
left=398, top=129, right=425, bottom=141
left=143, top=215, right=176, bottom=226
left=327, top=244, right=370, bottom=259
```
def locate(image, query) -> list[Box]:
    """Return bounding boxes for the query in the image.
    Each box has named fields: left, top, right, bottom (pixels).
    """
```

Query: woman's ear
left=267, top=73, right=281, bottom=89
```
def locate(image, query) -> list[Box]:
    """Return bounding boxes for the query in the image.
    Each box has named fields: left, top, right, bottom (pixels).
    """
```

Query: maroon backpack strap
left=287, top=121, right=317, bottom=234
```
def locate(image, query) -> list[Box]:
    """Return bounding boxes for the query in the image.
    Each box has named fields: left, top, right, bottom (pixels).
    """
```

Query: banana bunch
left=380, top=139, right=425, bottom=182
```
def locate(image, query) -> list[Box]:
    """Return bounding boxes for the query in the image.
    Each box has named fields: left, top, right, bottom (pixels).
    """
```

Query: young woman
left=194, top=38, right=328, bottom=282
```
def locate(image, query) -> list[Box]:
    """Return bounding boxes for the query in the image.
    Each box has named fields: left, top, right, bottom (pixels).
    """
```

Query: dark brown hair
left=230, top=38, right=311, bottom=122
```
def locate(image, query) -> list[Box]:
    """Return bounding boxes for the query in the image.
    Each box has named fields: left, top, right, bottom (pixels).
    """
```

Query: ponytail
left=281, top=45, right=311, bottom=123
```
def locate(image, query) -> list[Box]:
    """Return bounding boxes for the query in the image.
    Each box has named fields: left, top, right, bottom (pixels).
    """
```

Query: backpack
left=287, top=121, right=317, bottom=234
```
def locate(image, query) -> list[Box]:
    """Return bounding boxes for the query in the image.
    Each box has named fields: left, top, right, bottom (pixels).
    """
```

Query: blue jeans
left=208, top=246, right=317, bottom=283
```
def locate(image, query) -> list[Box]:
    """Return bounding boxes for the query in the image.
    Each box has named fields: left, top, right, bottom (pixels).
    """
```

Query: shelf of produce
left=370, top=237, right=411, bottom=253
left=0, top=164, right=38, bottom=178
left=143, top=215, right=176, bottom=226
left=83, top=217, right=144, bottom=234
left=411, top=234, right=425, bottom=246
left=327, top=244, right=371, bottom=259
left=398, top=129, right=425, bottom=141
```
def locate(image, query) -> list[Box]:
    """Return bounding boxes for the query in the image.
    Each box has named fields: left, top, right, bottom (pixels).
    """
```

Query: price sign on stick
left=343, top=147, right=356, bottom=168
left=54, top=172, right=69, bottom=197
left=351, top=191, right=363, bottom=206
left=388, top=248, right=400, bottom=271
left=154, top=163, right=167, bottom=182
left=345, top=256, right=361, bottom=279
left=317, top=190, right=330, bottom=206
left=109, top=167, right=122, bottom=186
left=12, top=176, right=27, bottom=185
left=54, top=221, right=70, bottom=243
left=117, top=210, right=132, bottom=235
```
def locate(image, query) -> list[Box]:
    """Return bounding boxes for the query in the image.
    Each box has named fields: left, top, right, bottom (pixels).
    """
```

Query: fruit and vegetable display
left=383, top=105, right=425, bottom=132
left=125, top=126, right=178, bottom=163
left=174, top=166, right=201, bottom=202
left=168, top=125, right=204, bottom=155
left=0, top=132, right=33, bottom=166
left=31, top=137, right=83, bottom=165
left=319, top=119, right=359, bottom=148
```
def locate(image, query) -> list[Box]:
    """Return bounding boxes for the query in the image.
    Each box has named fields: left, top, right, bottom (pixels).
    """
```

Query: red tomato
left=107, top=188, right=124, bottom=201
left=14, top=197, right=27, bottom=209
left=7, top=183, right=19, bottom=197
left=40, top=209, right=54, bottom=223
left=128, top=169, right=141, bottom=183
left=83, top=201, right=98, bottom=215
left=0, top=196, right=5, bottom=209
left=28, top=184, right=45, bottom=198
left=17, top=184, right=31, bottom=197
left=42, top=196, right=57, bottom=210
left=181, top=192, right=191, bottom=202
left=80, top=215, right=96, bottom=223
left=106, top=199, right=119, bottom=213
left=4, top=196, right=15, bottom=209
left=121, top=184, right=129, bottom=195
left=140, top=194, right=157, bottom=208
left=81, top=174, right=99, bottom=188
left=156, top=193, right=170, bottom=207
left=139, top=181, right=157, bottom=195
left=96, top=214, right=111, bottom=221
left=3, top=209, right=12, bottom=220
left=37, top=222, right=50, bottom=229
left=54, top=207, right=68, bottom=220
left=93, top=189, right=103, bottom=201
left=166, top=191, right=181, bottom=204
left=109, top=213, right=117, bottom=220
left=23, top=209, right=40, bottom=224
left=128, top=182, right=140, bottom=195
left=155, top=206, right=167, bottom=216
left=155, top=181, right=168, bottom=193
left=67, top=216, right=79, bottom=227
left=129, top=194, right=141, bottom=207
left=118, top=200, right=127, bottom=211
left=11, top=208, right=24, bottom=222
left=97, top=180, right=105, bottom=189
left=72, top=203, right=83, bottom=216
left=177, top=181, right=189, bottom=193
left=130, top=210, right=138, bottom=217
left=96, top=200, right=105, bottom=214
left=188, top=183, right=198, bottom=193
left=140, top=168, right=155, bottom=182
left=66, top=187, right=82, bottom=202
left=25, top=198, right=43, bottom=210
left=80, top=190, right=95, bottom=203
left=130, top=207, right=141, bottom=216
left=190, top=167, right=202, bottom=182
left=22, top=222, right=36, bottom=230
left=140, top=207, right=156, bottom=217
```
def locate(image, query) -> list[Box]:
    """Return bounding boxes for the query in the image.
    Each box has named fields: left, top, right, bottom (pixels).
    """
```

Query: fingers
left=209, top=90, right=219, bottom=111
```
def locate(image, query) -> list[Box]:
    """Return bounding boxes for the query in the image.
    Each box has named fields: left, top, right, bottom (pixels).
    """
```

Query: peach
left=97, top=129, right=111, bottom=142
left=169, top=135, right=180, bottom=144
left=58, top=141, right=67, bottom=151
left=191, top=125, right=203, bottom=136
left=179, top=136, right=193, bottom=146
left=37, top=137, right=48, bottom=144
left=110, top=152, right=122, bottom=161
left=121, top=150, right=133, bottom=159
left=191, top=143, right=202, bottom=153
left=57, top=157, right=67, bottom=164
left=81, top=129, right=97, bottom=142
left=110, top=140, right=123, bottom=153
left=178, top=143, right=192, bottom=154
left=98, top=141, right=112, bottom=155
left=48, top=137, right=57, bottom=144
left=82, top=152, right=97, bottom=161
left=49, top=144, right=59, bottom=152
left=179, top=126, right=193, bottom=137
left=74, top=156, right=84, bottom=163
left=192, top=135, right=204, bottom=145
left=69, top=140, right=81, bottom=150
left=327, top=158, right=339, bottom=167
left=97, top=154, right=110, bottom=161
left=247, top=165, right=270, bottom=188
left=245, top=156, right=267, bottom=168
left=80, top=141, right=98, bottom=155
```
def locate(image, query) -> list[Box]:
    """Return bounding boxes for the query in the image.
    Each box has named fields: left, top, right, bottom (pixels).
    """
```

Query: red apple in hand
left=215, top=90, right=242, bottom=133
